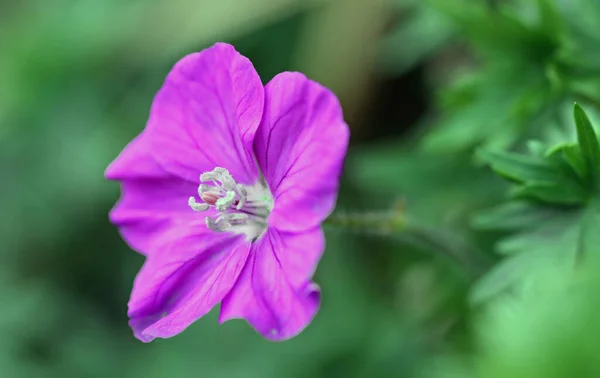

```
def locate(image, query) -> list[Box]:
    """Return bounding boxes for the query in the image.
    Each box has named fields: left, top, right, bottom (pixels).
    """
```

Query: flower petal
left=218, top=228, right=323, bottom=341
left=147, top=42, right=263, bottom=185
left=255, top=72, right=349, bottom=232
left=106, top=133, right=203, bottom=255
left=128, top=226, right=250, bottom=342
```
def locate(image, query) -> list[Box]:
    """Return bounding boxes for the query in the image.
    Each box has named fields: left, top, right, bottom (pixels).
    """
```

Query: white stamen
left=236, top=183, right=247, bottom=210
left=206, top=216, right=231, bottom=232
left=188, top=197, right=209, bottom=212
left=197, top=184, right=212, bottom=196
left=200, top=172, right=219, bottom=182
left=220, top=173, right=236, bottom=191
left=223, top=213, right=248, bottom=225
left=190, top=167, right=273, bottom=240
left=215, top=190, right=235, bottom=212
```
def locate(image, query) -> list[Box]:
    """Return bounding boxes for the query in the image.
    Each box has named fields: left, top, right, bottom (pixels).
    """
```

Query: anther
left=215, top=191, right=235, bottom=212
left=197, top=184, right=211, bottom=196
left=220, top=175, right=236, bottom=191
left=206, top=216, right=231, bottom=232
left=192, top=166, right=273, bottom=239
left=199, top=171, right=219, bottom=182
left=188, top=197, right=209, bottom=212
left=200, top=192, right=220, bottom=206
left=223, top=213, right=248, bottom=225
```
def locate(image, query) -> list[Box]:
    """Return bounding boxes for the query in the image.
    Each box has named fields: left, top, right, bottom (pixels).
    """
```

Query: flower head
left=106, top=43, right=349, bottom=342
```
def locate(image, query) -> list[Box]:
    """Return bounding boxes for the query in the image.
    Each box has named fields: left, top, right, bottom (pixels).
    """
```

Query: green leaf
left=480, top=138, right=590, bottom=205
left=470, top=251, right=538, bottom=304
left=471, top=208, right=583, bottom=304
left=495, top=210, right=580, bottom=256
left=472, top=201, right=556, bottom=231
left=574, top=103, right=600, bottom=185
left=513, top=180, right=587, bottom=205
left=422, top=68, right=550, bottom=153
left=547, top=143, right=587, bottom=180
left=471, top=198, right=600, bottom=304
left=563, top=145, right=587, bottom=178
left=478, top=149, right=561, bottom=184
left=472, top=105, right=600, bottom=303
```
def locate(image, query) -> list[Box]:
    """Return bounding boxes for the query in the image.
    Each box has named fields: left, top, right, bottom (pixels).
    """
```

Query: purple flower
left=105, top=43, right=349, bottom=342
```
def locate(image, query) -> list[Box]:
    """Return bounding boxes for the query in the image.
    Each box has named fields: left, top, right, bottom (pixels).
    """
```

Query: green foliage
left=574, top=103, right=600, bottom=186
left=422, top=0, right=600, bottom=153
left=478, top=149, right=585, bottom=204
left=380, top=0, right=455, bottom=76
left=472, top=104, right=600, bottom=303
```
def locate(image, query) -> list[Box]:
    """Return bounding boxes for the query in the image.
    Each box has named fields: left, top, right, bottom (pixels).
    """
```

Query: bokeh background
left=3, top=0, right=600, bottom=377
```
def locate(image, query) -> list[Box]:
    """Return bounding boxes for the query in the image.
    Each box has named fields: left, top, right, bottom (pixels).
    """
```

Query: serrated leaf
left=478, top=149, right=561, bottom=184
left=574, top=103, right=600, bottom=185
left=471, top=198, right=600, bottom=304
left=472, top=201, right=555, bottom=231
left=496, top=210, right=580, bottom=255
left=513, top=180, right=587, bottom=205
left=563, top=145, right=587, bottom=178
left=547, top=143, right=586, bottom=179
left=470, top=251, right=537, bottom=304
left=471, top=209, right=582, bottom=304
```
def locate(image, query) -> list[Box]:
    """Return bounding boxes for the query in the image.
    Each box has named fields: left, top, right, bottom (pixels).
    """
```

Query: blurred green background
left=3, top=0, right=600, bottom=377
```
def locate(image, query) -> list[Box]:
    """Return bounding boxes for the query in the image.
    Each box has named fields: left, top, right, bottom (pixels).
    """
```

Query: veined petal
left=106, top=133, right=203, bottom=255
left=128, top=226, right=250, bottom=342
left=218, top=228, right=323, bottom=341
left=255, top=72, right=349, bottom=232
left=147, top=42, right=263, bottom=185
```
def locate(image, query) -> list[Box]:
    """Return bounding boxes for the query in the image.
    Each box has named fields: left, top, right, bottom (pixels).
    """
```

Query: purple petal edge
left=218, top=228, right=324, bottom=341
left=127, top=226, right=250, bottom=342
left=105, top=133, right=198, bottom=255
left=105, top=42, right=265, bottom=256
left=145, top=42, right=264, bottom=185
left=254, top=72, right=350, bottom=233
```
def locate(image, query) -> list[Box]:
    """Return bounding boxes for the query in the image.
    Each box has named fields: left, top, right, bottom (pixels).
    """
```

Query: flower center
left=188, top=167, right=273, bottom=240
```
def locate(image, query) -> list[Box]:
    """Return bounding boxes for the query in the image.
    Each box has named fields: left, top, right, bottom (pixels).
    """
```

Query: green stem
left=324, top=209, right=492, bottom=281
left=325, top=205, right=406, bottom=233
